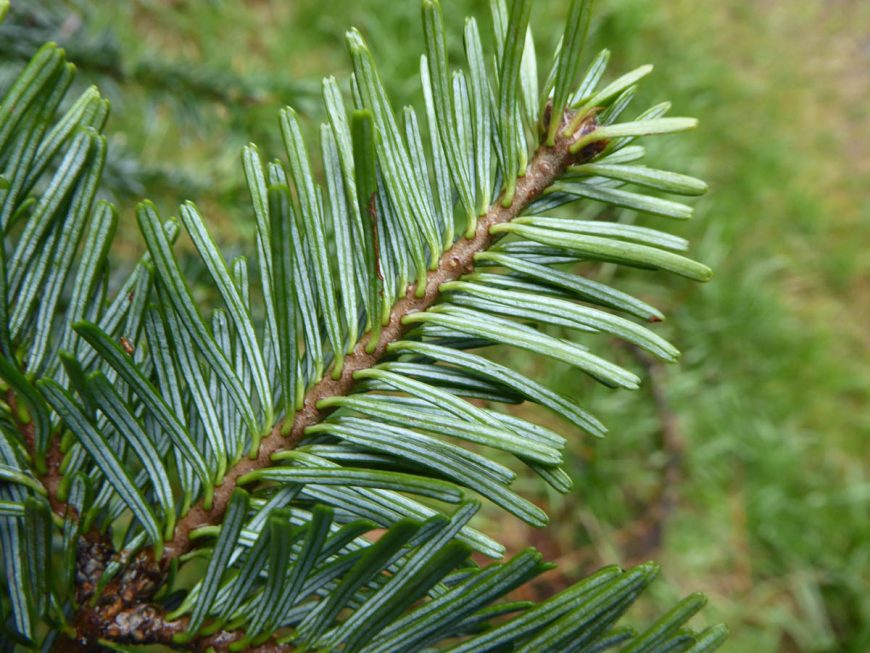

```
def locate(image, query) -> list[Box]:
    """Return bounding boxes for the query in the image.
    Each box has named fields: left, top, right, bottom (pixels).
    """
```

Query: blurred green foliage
left=3, top=0, right=867, bottom=651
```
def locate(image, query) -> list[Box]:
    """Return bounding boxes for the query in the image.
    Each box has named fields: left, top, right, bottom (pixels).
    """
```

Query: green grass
left=523, top=3, right=869, bottom=650
left=5, top=1, right=868, bottom=650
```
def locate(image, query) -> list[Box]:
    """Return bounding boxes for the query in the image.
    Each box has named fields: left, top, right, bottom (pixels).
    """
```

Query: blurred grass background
left=3, top=1, right=868, bottom=651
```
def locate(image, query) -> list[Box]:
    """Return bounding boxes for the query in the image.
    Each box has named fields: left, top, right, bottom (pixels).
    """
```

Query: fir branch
left=0, top=1, right=729, bottom=650
left=66, top=108, right=603, bottom=647
left=164, top=108, right=599, bottom=562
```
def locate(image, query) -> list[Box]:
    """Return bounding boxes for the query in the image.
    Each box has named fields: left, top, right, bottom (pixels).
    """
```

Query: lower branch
left=66, top=606, right=291, bottom=653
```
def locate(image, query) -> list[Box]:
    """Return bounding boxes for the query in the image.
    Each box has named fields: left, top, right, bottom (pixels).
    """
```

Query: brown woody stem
left=5, top=389, right=66, bottom=516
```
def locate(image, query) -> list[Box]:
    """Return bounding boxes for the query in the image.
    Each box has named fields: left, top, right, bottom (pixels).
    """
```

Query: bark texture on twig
left=6, top=389, right=66, bottom=516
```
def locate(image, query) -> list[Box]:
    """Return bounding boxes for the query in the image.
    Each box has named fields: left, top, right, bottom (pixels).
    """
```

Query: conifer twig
left=66, top=108, right=604, bottom=650
left=162, top=108, right=600, bottom=562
